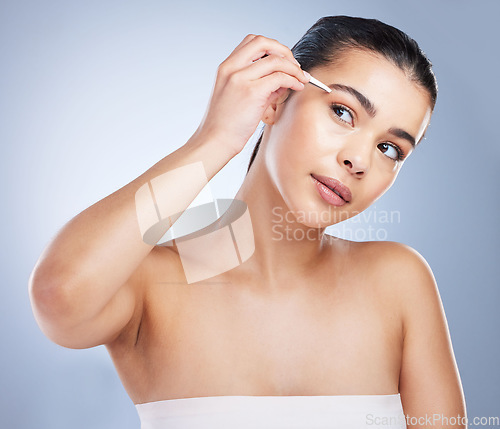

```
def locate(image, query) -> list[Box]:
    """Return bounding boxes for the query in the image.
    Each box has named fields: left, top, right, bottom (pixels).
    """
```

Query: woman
left=29, top=15, right=466, bottom=428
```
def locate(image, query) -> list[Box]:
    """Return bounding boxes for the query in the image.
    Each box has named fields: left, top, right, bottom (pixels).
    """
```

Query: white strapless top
left=135, top=394, right=407, bottom=428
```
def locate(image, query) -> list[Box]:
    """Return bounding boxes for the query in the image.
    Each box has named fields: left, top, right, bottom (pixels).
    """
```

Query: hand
left=194, top=34, right=310, bottom=157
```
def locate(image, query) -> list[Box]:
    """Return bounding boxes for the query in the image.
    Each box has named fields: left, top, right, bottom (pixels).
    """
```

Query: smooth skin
left=29, top=34, right=466, bottom=428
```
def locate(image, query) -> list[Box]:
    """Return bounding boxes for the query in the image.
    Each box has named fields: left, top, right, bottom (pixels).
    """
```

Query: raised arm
left=28, top=34, right=309, bottom=350
left=28, top=135, right=235, bottom=349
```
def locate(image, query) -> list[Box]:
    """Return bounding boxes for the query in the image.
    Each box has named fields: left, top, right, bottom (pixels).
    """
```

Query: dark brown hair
left=246, top=15, right=438, bottom=174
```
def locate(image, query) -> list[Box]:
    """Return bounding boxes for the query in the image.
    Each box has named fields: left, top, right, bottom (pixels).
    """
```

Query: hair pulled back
left=246, top=15, right=438, bottom=174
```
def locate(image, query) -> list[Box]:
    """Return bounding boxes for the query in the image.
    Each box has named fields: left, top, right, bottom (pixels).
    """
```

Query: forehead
left=309, top=50, right=432, bottom=142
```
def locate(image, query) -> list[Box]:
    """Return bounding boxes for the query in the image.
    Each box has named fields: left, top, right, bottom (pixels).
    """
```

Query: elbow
left=28, top=267, right=83, bottom=348
left=29, top=263, right=67, bottom=319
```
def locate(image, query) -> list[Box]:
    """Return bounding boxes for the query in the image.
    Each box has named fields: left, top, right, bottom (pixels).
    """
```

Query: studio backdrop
left=1, top=1, right=498, bottom=428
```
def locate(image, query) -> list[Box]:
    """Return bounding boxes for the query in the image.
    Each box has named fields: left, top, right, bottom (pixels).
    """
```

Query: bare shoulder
left=348, top=239, right=434, bottom=281
left=397, top=256, right=465, bottom=415
left=356, top=242, right=466, bottom=417
left=362, top=239, right=438, bottom=307
left=344, top=238, right=451, bottom=336
left=349, top=240, right=466, bottom=418
left=325, top=237, right=440, bottom=318
left=329, top=237, right=434, bottom=283
left=363, top=240, right=439, bottom=308
left=349, top=239, right=429, bottom=264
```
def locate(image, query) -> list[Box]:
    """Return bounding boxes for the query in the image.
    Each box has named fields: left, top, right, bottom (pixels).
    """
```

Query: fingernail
left=303, top=70, right=311, bottom=81
left=293, top=57, right=301, bottom=67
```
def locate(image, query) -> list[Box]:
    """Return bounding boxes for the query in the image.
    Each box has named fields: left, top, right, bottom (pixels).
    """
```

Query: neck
left=217, top=153, right=331, bottom=291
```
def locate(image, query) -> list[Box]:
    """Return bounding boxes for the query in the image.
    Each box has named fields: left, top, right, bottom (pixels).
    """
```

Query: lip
left=310, top=173, right=352, bottom=203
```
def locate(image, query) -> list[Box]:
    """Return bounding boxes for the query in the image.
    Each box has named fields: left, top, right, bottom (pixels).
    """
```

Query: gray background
left=1, top=0, right=498, bottom=427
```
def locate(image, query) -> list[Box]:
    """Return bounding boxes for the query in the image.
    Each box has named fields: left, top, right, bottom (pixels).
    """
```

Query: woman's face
left=262, top=49, right=433, bottom=227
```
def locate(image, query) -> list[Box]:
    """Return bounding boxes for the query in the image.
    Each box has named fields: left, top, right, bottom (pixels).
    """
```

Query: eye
left=378, top=142, right=406, bottom=162
left=330, top=104, right=354, bottom=126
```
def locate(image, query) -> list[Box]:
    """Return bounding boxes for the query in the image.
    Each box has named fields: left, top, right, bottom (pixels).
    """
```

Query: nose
left=337, top=141, right=371, bottom=177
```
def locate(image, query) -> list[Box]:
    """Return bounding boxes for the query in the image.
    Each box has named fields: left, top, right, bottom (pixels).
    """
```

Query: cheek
left=264, top=130, right=297, bottom=184
left=276, top=108, right=340, bottom=165
left=363, top=170, right=400, bottom=205
left=265, top=109, right=312, bottom=176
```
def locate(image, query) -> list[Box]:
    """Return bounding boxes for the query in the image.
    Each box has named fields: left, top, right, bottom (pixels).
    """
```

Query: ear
left=261, top=88, right=291, bottom=125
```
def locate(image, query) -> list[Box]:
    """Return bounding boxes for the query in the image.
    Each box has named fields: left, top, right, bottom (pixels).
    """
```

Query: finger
left=217, top=34, right=260, bottom=78
left=231, top=33, right=259, bottom=53
left=267, top=86, right=290, bottom=105
left=257, top=71, right=306, bottom=96
left=224, top=35, right=300, bottom=74
left=239, top=53, right=309, bottom=85
left=243, top=35, right=300, bottom=66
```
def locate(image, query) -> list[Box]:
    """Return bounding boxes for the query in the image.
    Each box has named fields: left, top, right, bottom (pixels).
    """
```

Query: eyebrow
left=388, top=127, right=416, bottom=147
left=329, top=83, right=377, bottom=118
left=328, top=83, right=416, bottom=148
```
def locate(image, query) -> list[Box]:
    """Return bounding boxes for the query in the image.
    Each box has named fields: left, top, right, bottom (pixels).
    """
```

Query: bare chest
left=108, top=272, right=403, bottom=404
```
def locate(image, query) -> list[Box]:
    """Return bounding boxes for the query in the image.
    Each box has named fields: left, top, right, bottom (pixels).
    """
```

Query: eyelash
left=380, top=142, right=406, bottom=161
left=330, top=103, right=407, bottom=162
